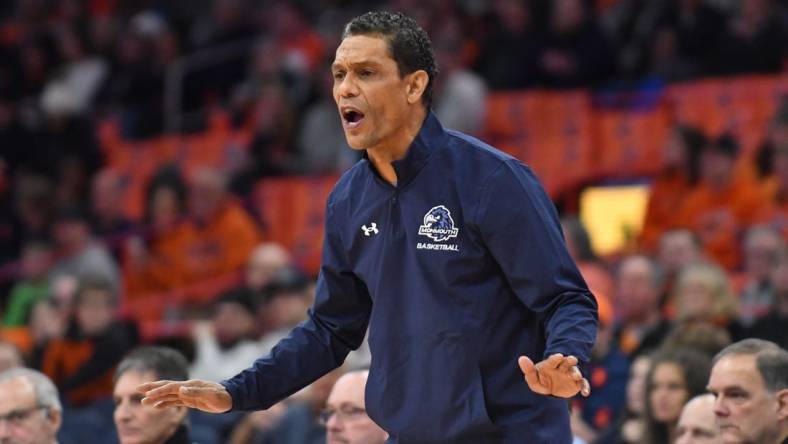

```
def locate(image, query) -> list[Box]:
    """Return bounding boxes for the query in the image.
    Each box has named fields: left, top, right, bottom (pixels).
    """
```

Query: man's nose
left=713, top=398, right=729, bottom=417
left=326, top=412, right=343, bottom=431
left=336, top=76, right=359, bottom=97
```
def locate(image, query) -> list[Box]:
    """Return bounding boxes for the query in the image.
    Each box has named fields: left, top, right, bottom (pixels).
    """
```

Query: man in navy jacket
left=140, top=11, right=598, bottom=444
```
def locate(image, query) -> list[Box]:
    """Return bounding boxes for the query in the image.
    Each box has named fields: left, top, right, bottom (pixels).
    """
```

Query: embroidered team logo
left=418, top=205, right=459, bottom=242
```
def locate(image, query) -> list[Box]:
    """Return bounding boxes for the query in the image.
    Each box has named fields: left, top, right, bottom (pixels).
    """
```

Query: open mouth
left=341, top=107, right=365, bottom=130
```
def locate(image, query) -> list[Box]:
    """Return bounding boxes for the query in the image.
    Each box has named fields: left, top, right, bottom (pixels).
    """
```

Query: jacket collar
left=364, top=111, right=446, bottom=188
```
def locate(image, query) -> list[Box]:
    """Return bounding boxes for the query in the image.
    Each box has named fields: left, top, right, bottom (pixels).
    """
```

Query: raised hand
left=138, top=379, right=233, bottom=413
left=518, top=353, right=591, bottom=398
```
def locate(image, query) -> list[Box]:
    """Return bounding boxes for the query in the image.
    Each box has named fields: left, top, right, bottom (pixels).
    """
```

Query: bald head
left=246, top=243, right=292, bottom=290
left=325, top=370, right=387, bottom=444
left=676, top=394, right=718, bottom=444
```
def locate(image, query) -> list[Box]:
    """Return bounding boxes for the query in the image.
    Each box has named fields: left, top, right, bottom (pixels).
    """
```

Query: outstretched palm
left=519, top=353, right=590, bottom=398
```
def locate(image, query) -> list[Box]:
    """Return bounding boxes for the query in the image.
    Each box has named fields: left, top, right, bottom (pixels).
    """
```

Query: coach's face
left=708, top=354, right=788, bottom=444
left=332, top=34, right=425, bottom=151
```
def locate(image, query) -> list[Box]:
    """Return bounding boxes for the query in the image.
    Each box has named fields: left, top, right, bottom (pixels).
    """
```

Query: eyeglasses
left=318, top=405, right=367, bottom=425
left=0, top=405, right=48, bottom=427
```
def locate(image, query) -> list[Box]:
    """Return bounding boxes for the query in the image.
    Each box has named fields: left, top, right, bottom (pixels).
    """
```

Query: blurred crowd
left=0, top=0, right=788, bottom=443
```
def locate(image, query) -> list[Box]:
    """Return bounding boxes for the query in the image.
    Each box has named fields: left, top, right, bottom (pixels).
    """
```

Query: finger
left=143, top=393, right=183, bottom=405
left=570, top=366, right=583, bottom=381
left=153, top=399, right=188, bottom=409
left=557, top=355, right=579, bottom=373
left=144, top=382, right=185, bottom=398
left=137, top=380, right=175, bottom=393
left=545, top=353, right=564, bottom=369
left=580, top=378, right=591, bottom=397
left=518, top=356, right=539, bottom=384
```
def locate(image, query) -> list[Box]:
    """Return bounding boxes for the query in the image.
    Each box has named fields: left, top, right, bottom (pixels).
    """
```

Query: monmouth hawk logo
left=418, top=205, right=459, bottom=242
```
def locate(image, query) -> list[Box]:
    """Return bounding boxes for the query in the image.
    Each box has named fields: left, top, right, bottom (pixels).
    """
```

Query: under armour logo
left=361, top=223, right=379, bottom=236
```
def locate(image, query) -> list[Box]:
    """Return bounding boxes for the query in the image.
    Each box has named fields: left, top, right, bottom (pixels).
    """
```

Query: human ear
left=405, top=70, right=429, bottom=105
left=48, top=408, right=62, bottom=431
left=776, top=389, right=788, bottom=420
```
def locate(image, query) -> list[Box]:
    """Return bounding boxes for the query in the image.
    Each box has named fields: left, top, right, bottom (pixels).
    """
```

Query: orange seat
left=252, top=175, right=340, bottom=275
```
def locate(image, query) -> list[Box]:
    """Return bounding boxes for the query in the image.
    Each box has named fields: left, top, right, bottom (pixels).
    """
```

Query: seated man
left=676, top=394, right=718, bottom=444
left=113, top=347, right=191, bottom=444
left=707, top=339, right=788, bottom=444
left=321, top=370, right=387, bottom=444
left=0, top=367, right=62, bottom=444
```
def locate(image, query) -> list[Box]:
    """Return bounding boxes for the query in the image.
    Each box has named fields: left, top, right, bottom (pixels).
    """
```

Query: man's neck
left=366, top=107, right=427, bottom=185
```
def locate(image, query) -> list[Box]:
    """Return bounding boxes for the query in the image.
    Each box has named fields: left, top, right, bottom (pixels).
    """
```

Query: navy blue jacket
left=221, top=113, right=598, bottom=444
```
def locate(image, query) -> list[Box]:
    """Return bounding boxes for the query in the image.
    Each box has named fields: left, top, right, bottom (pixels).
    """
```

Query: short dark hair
left=712, top=339, right=788, bottom=392
left=342, top=11, right=437, bottom=109
left=114, top=346, right=189, bottom=384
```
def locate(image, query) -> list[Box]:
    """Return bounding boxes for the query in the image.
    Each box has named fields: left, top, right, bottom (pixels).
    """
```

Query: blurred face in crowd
left=324, top=371, right=387, bottom=444
left=0, top=376, right=60, bottom=444
left=113, top=370, right=186, bottom=444
left=75, top=288, right=115, bottom=336
left=700, top=149, right=734, bottom=187
left=627, top=355, right=652, bottom=414
left=245, top=244, right=291, bottom=290
left=650, top=362, right=689, bottom=424
left=552, top=0, right=584, bottom=33
left=20, top=245, right=51, bottom=281
left=213, top=302, right=255, bottom=346
left=0, top=343, right=22, bottom=373
left=332, top=34, right=426, bottom=152
left=676, top=394, right=718, bottom=444
left=92, top=170, right=124, bottom=221
left=616, top=256, right=660, bottom=324
left=188, top=169, right=226, bottom=223
left=743, top=229, right=782, bottom=281
left=708, top=354, right=788, bottom=444
left=52, top=219, right=89, bottom=251
left=149, top=187, right=181, bottom=231
left=658, top=230, right=701, bottom=275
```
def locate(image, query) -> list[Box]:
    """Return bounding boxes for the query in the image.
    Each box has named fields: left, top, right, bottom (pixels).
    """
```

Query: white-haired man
left=0, top=368, right=62, bottom=444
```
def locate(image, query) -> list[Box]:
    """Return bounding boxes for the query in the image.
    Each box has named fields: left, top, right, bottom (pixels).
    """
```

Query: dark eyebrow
left=332, top=60, right=383, bottom=71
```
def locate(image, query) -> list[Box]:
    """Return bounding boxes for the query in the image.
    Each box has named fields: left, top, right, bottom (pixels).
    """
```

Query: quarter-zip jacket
left=221, top=113, right=598, bottom=444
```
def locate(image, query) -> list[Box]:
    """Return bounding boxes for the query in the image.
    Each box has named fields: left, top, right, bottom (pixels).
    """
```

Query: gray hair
left=0, top=367, right=62, bottom=411
left=712, top=339, right=788, bottom=393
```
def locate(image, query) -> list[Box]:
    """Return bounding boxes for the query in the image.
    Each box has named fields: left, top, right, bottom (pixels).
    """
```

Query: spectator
left=673, top=262, right=742, bottom=339
left=640, top=126, right=704, bottom=253
left=642, top=348, right=711, bottom=444
left=258, top=272, right=314, bottom=342
left=562, top=216, right=614, bottom=305
left=595, top=354, right=652, bottom=444
left=190, top=288, right=265, bottom=382
left=322, top=370, right=388, bottom=444
left=746, top=248, right=788, bottom=348
left=752, top=98, right=788, bottom=182
left=40, top=25, right=108, bottom=118
left=177, top=167, right=261, bottom=287
left=2, top=239, right=52, bottom=327
left=113, top=346, right=191, bottom=444
left=0, top=340, right=23, bottom=372
left=0, top=367, right=62, bottom=444
left=612, top=255, right=670, bottom=356
left=89, top=169, right=133, bottom=247
left=432, top=18, right=487, bottom=136
left=707, top=339, right=788, bottom=444
left=571, top=291, right=626, bottom=442
left=660, top=322, right=731, bottom=359
left=655, top=228, right=704, bottom=318
left=124, top=165, right=189, bottom=296
left=677, top=133, right=763, bottom=269
left=537, top=0, right=615, bottom=88
left=245, top=242, right=293, bottom=293
left=49, top=204, right=120, bottom=292
left=675, top=394, right=718, bottom=444
left=41, top=276, right=137, bottom=406
left=739, top=225, right=783, bottom=325
left=474, top=0, right=540, bottom=90
left=709, top=0, right=787, bottom=76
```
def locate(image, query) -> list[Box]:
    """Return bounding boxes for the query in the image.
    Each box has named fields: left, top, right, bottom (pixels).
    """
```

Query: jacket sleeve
left=475, top=160, right=598, bottom=362
left=220, top=199, right=372, bottom=411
